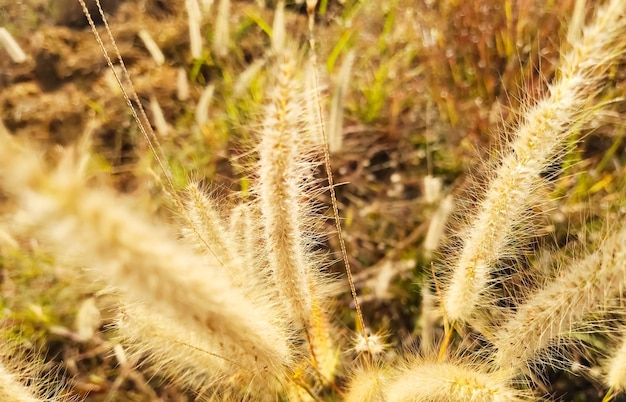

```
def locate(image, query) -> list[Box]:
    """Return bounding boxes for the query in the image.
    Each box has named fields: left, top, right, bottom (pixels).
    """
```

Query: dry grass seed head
left=442, top=0, right=626, bottom=328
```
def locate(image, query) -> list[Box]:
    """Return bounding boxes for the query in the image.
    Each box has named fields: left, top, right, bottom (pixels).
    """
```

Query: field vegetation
left=1, top=0, right=626, bottom=401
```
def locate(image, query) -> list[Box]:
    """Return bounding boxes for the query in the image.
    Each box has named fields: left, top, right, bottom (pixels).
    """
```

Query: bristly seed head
left=353, top=330, right=388, bottom=358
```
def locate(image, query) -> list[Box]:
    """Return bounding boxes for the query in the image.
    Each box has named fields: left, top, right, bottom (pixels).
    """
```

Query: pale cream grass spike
left=148, top=94, right=171, bottom=137
left=423, top=175, right=443, bottom=204
left=327, top=50, right=355, bottom=153
left=423, top=194, right=454, bottom=257
left=0, top=134, right=294, bottom=381
left=137, top=29, right=165, bottom=66
left=418, top=283, right=441, bottom=354
left=228, top=203, right=264, bottom=271
left=116, top=304, right=287, bottom=398
left=0, top=27, right=27, bottom=64
left=225, top=201, right=292, bottom=332
left=200, top=0, right=214, bottom=12
left=257, top=45, right=322, bottom=327
left=255, top=43, right=339, bottom=384
left=186, top=0, right=203, bottom=59
left=233, top=58, right=266, bottom=97
left=606, top=329, right=626, bottom=398
left=0, top=340, right=65, bottom=402
left=196, top=84, right=216, bottom=126
left=344, top=364, right=392, bottom=402
left=443, top=0, right=626, bottom=327
left=492, top=224, right=626, bottom=374
left=257, top=17, right=338, bottom=380
left=304, top=63, right=326, bottom=147
left=271, top=1, right=285, bottom=53
left=180, top=182, right=273, bottom=304
left=0, top=360, right=43, bottom=402
left=116, top=305, right=232, bottom=393
left=386, top=359, right=528, bottom=402
left=177, top=66, right=190, bottom=101
left=306, top=295, right=340, bottom=383
left=181, top=181, right=236, bottom=265
left=213, top=0, right=230, bottom=58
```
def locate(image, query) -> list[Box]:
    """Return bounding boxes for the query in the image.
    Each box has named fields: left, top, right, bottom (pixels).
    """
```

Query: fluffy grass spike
left=0, top=360, right=44, bottom=402
left=386, top=358, right=528, bottom=402
left=0, top=134, right=294, bottom=380
left=493, top=225, right=626, bottom=375
left=605, top=329, right=626, bottom=399
left=257, top=45, right=321, bottom=327
left=443, top=0, right=626, bottom=326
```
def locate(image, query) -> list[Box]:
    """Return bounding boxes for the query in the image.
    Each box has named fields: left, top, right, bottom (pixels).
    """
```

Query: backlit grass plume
left=605, top=328, right=626, bottom=400
left=0, top=360, right=42, bottom=402
left=258, top=46, right=321, bottom=328
left=443, top=0, right=626, bottom=328
left=0, top=133, right=294, bottom=396
left=386, top=358, right=528, bottom=402
left=493, top=224, right=626, bottom=374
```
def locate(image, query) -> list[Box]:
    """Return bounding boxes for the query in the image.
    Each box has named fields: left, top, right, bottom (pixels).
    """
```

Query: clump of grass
left=1, top=0, right=626, bottom=401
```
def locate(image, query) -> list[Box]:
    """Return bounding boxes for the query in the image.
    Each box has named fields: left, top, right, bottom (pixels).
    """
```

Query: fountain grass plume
left=605, top=328, right=626, bottom=399
left=443, top=0, right=626, bottom=327
left=0, top=133, right=295, bottom=386
left=344, top=363, right=393, bottom=402
left=255, top=42, right=340, bottom=385
left=386, top=357, right=529, bottom=402
left=0, top=360, right=44, bottom=402
left=257, top=44, right=332, bottom=329
left=493, top=224, right=626, bottom=376
left=0, top=337, right=68, bottom=402
left=116, top=304, right=290, bottom=398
